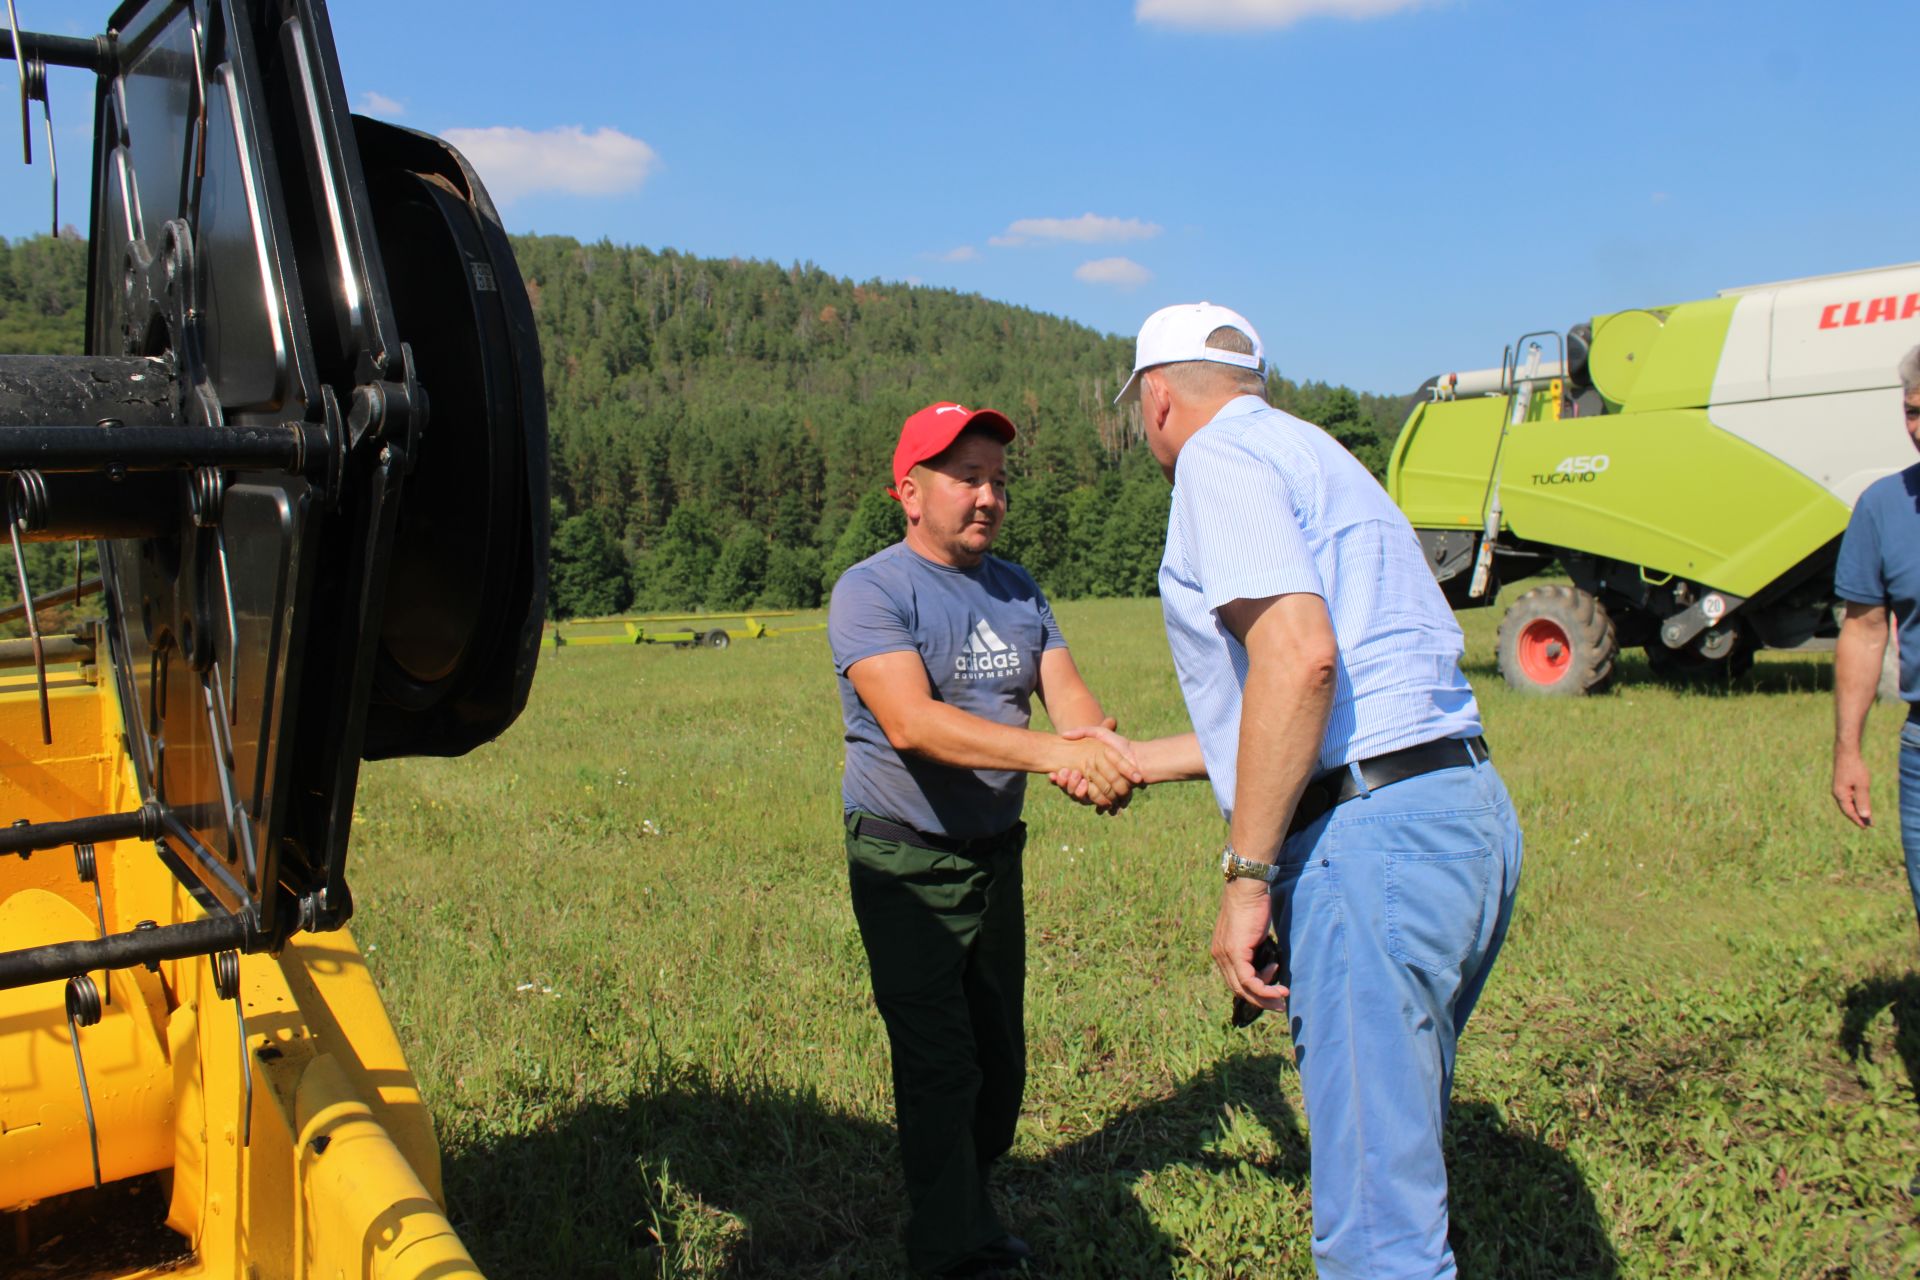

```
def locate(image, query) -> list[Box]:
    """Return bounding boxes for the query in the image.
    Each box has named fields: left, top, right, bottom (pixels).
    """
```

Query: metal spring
left=65, top=973, right=103, bottom=1189
left=211, top=947, right=239, bottom=999
left=10, top=468, right=48, bottom=533
left=211, top=950, right=252, bottom=1147
left=7, top=477, right=50, bottom=744
left=74, top=842, right=110, bottom=1004
left=9, top=0, right=61, bottom=237
left=65, top=973, right=101, bottom=1026
left=6, top=0, right=33, bottom=160
left=20, top=53, right=43, bottom=105
left=189, top=467, right=225, bottom=529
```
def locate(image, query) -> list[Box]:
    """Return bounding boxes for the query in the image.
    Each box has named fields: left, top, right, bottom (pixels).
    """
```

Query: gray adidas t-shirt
left=829, top=542, right=1067, bottom=838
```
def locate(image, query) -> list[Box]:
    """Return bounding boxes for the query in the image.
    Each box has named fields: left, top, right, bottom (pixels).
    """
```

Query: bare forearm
left=1834, top=626, right=1885, bottom=756
left=1044, top=688, right=1107, bottom=733
left=1228, top=661, right=1335, bottom=863
left=1135, top=732, right=1208, bottom=783
left=890, top=700, right=1070, bottom=774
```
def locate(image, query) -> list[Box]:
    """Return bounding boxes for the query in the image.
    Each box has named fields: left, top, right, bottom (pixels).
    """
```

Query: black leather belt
left=1287, top=735, right=1489, bottom=836
left=850, top=813, right=1018, bottom=855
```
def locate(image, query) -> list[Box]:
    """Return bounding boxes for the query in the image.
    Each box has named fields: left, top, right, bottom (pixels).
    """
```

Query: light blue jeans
left=1900, top=718, right=1920, bottom=926
left=1271, top=752, right=1523, bottom=1280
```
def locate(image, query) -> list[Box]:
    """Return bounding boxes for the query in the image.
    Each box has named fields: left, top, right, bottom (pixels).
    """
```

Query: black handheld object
left=1230, top=932, right=1285, bottom=1028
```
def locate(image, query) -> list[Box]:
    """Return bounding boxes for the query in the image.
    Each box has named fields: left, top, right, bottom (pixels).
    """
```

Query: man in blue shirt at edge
left=828, top=400, right=1142, bottom=1279
left=1832, top=344, right=1920, bottom=924
left=1061, top=303, right=1525, bottom=1278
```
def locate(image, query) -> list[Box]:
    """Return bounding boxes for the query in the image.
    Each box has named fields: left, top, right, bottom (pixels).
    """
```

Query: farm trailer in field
left=544, top=610, right=826, bottom=650
left=1387, top=262, right=1918, bottom=694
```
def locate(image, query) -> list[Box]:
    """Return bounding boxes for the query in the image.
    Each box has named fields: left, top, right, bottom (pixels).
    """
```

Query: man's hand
left=1052, top=727, right=1142, bottom=812
left=1834, top=750, right=1874, bottom=828
left=1053, top=726, right=1210, bottom=802
left=1212, top=878, right=1286, bottom=1011
left=1049, top=722, right=1139, bottom=809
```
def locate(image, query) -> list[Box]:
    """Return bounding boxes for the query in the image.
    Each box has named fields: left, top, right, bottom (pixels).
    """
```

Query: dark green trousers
left=845, top=812, right=1027, bottom=1275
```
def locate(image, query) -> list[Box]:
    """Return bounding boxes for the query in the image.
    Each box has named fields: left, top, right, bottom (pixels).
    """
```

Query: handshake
left=1044, top=720, right=1145, bottom=814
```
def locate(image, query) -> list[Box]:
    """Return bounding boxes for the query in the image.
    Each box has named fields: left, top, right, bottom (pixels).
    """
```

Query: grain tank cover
left=1587, top=309, right=1668, bottom=405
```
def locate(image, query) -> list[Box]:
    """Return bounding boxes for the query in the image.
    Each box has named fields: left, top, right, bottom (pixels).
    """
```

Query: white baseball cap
left=1114, top=302, right=1265, bottom=404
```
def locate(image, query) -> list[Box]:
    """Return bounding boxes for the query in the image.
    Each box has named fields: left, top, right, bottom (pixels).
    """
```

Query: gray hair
left=1901, top=344, right=1920, bottom=394
left=1156, top=325, right=1267, bottom=399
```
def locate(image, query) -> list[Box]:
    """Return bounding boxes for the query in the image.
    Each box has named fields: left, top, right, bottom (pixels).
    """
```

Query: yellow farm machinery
left=1, top=1, right=546, bottom=1275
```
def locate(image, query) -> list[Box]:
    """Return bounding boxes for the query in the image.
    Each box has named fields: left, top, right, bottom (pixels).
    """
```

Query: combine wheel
left=703, top=629, right=731, bottom=650
left=1496, top=586, right=1617, bottom=696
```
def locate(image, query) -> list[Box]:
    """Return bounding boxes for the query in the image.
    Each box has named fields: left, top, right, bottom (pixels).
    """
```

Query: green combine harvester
left=1387, top=262, right=1920, bottom=694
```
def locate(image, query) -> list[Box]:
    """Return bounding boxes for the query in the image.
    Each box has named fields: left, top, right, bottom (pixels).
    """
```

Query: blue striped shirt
left=1159, top=396, right=1482, bottom=820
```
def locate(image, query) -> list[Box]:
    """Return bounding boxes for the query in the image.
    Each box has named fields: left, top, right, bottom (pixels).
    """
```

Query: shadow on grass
left=439, top=1066, right=899, bottom=1278
left=1841, top=972, right=1920, bottom=1107
left=1446, top=1101, right=1620, bottom=1279
left=442, top=1054, right=1619, bottom=1279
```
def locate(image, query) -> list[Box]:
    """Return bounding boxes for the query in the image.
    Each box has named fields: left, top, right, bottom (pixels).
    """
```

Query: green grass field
left=349, top=589, right=1920, bottom=1278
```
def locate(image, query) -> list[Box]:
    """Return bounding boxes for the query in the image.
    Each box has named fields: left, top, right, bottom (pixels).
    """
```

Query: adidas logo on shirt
left=954, top=617, right=1022, bottom=678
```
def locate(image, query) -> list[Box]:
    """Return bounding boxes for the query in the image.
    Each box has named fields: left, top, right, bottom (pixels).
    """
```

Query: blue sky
left=5, top=0, right=1916, bottom=392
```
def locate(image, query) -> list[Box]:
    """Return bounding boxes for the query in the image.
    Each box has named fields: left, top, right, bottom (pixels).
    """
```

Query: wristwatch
left=1221, top=845, right=1281, bottom=883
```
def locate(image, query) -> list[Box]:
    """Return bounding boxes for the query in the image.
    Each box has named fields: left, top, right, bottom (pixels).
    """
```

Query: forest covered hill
left=0, top=232, right=1410, bottom=615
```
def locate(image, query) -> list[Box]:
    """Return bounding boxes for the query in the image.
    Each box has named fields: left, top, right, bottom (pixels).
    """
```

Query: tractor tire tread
left=1496, top=585, right=1617, bottom=696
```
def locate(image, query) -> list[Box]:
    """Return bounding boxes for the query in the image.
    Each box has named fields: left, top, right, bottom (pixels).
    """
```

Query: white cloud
left=439, top=125, right=659, bottom=203
left=1650, top=191, right=1670, bottom=205
left=989, top=213, right=1162, bottom=248
left=926, top=245, right=979, bottom=263
left=1075, top=257, right=1154, bottom=288
left=356, top=91, right=406, bottom=118
left=1136, top=0, right=1430, bottom=30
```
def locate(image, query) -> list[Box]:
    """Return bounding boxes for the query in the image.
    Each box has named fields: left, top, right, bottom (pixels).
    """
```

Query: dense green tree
left=549, top=509, right=633, bottom=619
left=762, top=543, right=824, bottom=609
left=0, top=232, right=1414, bottom=612
left=0, top=232, right=87, bottom=354
left=825, top=489, right=904, bottom=584
left=706, top=527, right=767, bottom=610
left=638, top=503, right=722, bottom=610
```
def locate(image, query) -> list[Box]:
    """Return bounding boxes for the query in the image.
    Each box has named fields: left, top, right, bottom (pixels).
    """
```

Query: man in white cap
left=1066, top=304, right=1524, bottom=1277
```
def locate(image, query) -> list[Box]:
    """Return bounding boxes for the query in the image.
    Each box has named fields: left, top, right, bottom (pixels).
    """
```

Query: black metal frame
left=0, top=0, right=548, bottom=994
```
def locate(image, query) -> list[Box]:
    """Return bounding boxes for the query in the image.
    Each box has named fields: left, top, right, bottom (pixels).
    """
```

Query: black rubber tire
left=1496, top=585, right=1617, bottom=696
left=702, top=629, right=731, bottom=650
left=1644, top=632, right=1754, bottom=685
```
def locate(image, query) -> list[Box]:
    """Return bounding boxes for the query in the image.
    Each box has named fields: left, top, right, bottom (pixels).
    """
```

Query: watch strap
left=1221, top=846, right=1281, bottom=884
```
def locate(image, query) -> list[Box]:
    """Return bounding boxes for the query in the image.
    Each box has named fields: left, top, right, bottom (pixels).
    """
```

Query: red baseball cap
left=889, top=402, right=1016, bottom=499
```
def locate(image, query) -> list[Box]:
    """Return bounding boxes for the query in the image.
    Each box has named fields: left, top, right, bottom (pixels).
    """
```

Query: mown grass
left=349, top=586, right=1920, bottom=1278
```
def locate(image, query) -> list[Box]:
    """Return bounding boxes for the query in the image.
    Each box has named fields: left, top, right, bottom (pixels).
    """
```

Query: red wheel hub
left=1516, top=618, right=1573, bottom=685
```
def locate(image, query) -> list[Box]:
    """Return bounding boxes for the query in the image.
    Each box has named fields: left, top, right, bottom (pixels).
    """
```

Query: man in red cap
left=829, top=401, right=1140, bottom=1277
